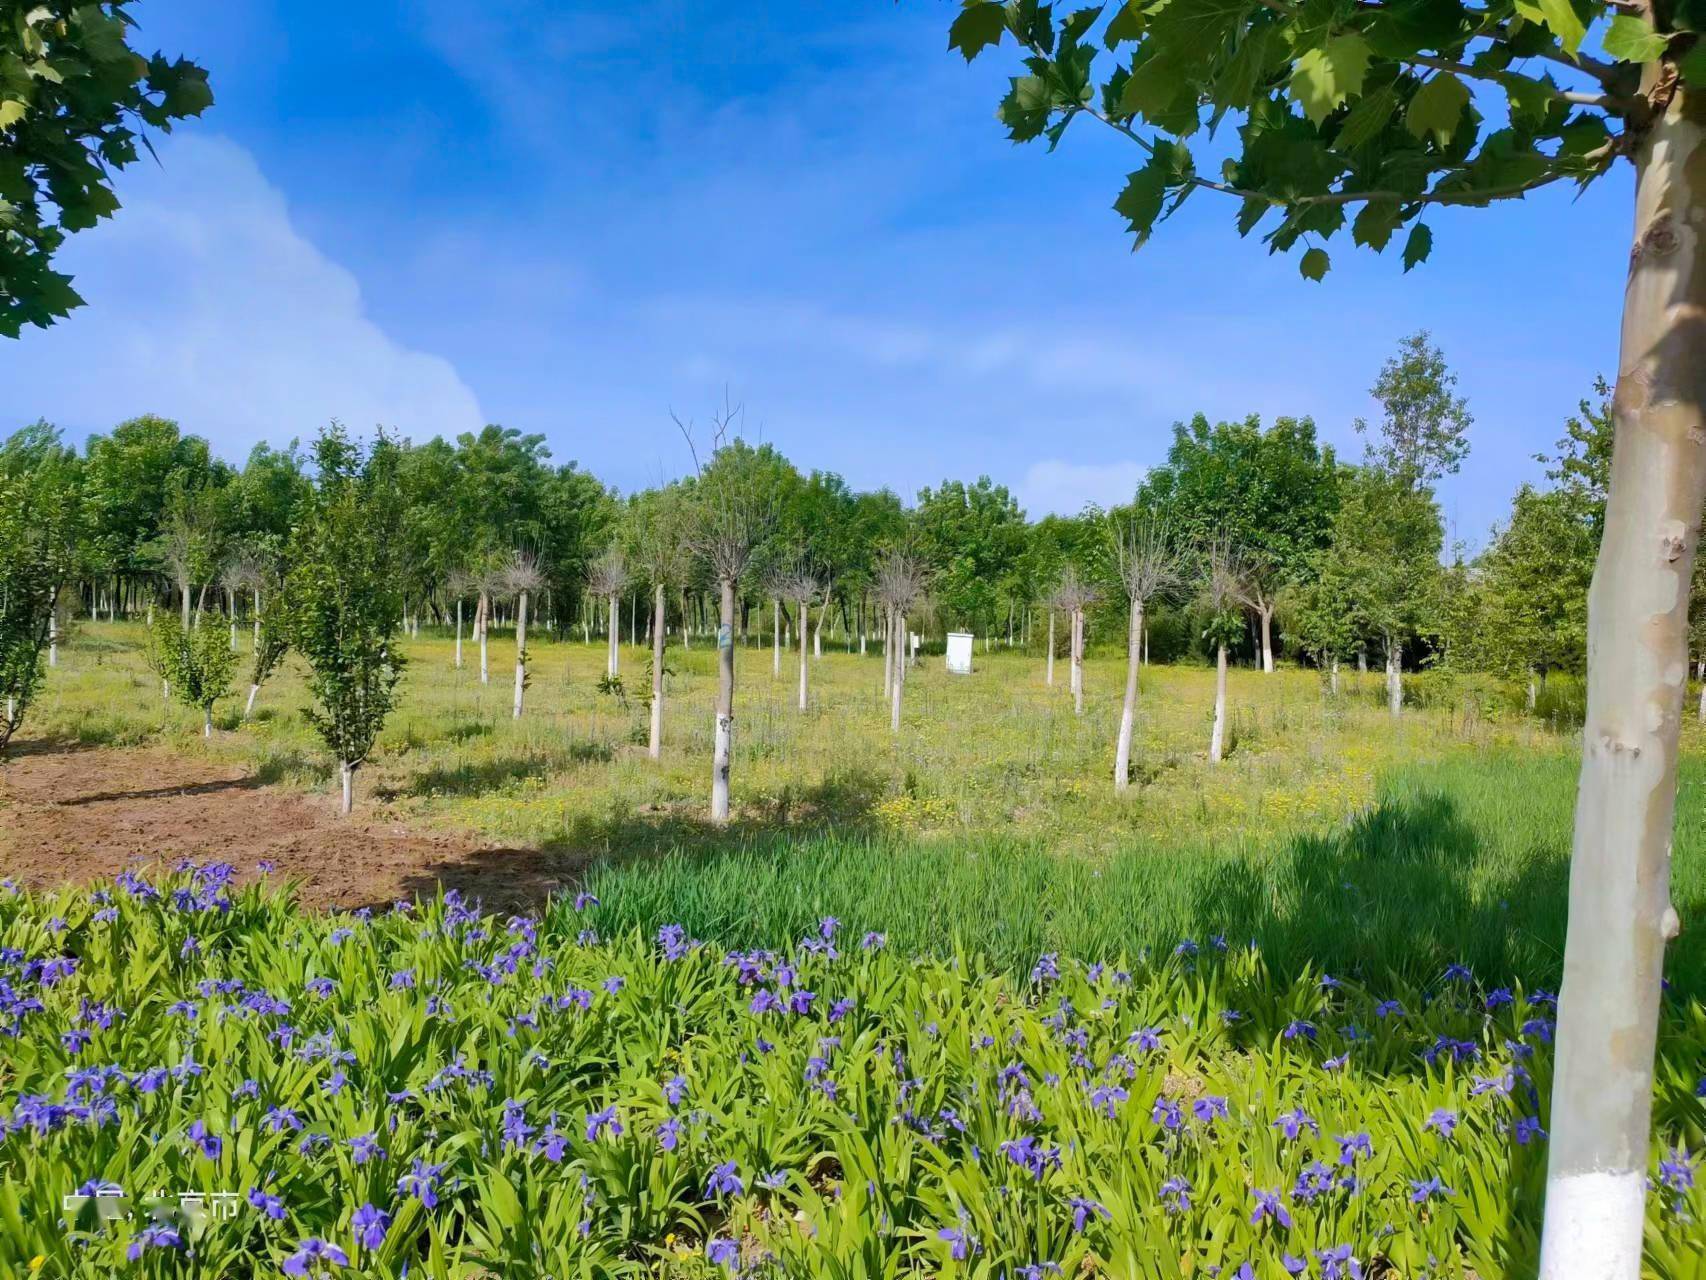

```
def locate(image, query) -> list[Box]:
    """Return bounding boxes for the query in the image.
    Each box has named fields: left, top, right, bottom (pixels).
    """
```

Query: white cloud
left=1018, top=459, right=1148, bottom=517
left=0, top=135, right=483, bottom=455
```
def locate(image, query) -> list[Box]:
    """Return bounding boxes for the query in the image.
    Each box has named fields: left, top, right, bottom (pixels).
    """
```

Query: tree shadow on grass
left=1182, top=787, right=1706, bottom=993
left=382, top=742, right=618, bottom=801
left=377, top=766, right=891, bottom=912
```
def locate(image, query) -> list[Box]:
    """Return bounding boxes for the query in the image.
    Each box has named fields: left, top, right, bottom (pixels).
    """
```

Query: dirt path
left=0, top=741, right=578, bottom=912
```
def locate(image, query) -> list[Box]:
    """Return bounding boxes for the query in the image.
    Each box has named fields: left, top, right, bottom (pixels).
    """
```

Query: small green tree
left=0, top=425, right=82, bottom=754
left=285, top=427, right=406, bottom=815
left=153, top=612, right=236, bottom=736
left=244, top=574, right=289, bottom=721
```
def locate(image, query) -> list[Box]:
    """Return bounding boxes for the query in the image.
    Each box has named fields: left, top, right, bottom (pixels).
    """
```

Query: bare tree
left=628, top=487, right=690, bottom=760
left=586, top=548, right=629, bottom=681
left=220, top=552, right=265, bottom=654
left=779, top=567, right=823, bottom=712
left=1199, top=540, right=1247, bottom=765
left=1049, top=568, right=1100, bottom=717
left=502, top=550, right=545, bottom=719
left=875, top=549, right=925, bottom=734
left=471, top=561, right=505, bottom=686
left=1109, top=513, right=1186, bottom=791
left=679, top=399, right=777, bottom=823
left=445, top=567, right=473, bottom=670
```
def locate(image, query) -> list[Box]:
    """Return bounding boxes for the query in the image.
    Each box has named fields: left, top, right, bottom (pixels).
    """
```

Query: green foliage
left=0, top=1, right=212, bottom=335
left=914, top=476, right=1029, bottom=632
left=951, top=0, right=1659, bottom=278
left=150, top=611, right=237, bottom=720
left=284, top=426, right=406, bottom=772
left=1355, top=332, right=1473, bottom=487
left=0, top=422, right=81, bottom=752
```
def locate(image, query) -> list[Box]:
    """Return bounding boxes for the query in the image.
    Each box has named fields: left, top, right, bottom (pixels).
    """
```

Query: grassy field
left=16, top=619, right=1706, bottom=989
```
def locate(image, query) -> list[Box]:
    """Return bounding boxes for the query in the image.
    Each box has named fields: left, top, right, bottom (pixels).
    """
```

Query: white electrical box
left=946, top=632, right=974, bottom=675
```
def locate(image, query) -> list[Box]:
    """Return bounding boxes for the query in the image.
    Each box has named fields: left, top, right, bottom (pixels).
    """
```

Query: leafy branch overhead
left=950, top=0, right=1676, bottom=278
left=0, top=2, right=212, bottom=336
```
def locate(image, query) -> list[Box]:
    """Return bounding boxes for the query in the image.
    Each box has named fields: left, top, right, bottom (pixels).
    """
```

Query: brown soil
left=0, top=740, right=579, bottom=913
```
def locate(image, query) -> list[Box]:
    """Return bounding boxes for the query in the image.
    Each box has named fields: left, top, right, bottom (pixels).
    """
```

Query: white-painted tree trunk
left=890, top=609, right=906, bottom=734
left=252, top=588, right=261, bottom=649
left=339, top=762, right=354, bottom=816
left=1529, top=668, right=1540, bottom=712
left=1208, top=643, right=1227, bottom=764
left=1046, top=611, right=1056, bottom=686
left=244, top=684, right=259, bottom=720
left=1357, top=648, right=1367, bottom=674
left=512, top=589, right=529, bottom=719
left=649, top=584, right=666, bottom=760
left=1259, top=606, right=1275, bottom=673
left=202, top=706, right=212, bottom=737
left=772, top=598, right=781, bottom=678
left=47, top=607, right=57, bottom=668
left=1385, top=638, right=1402, bottom=716
left=1538, top=78, right=1706, bottom=1280
left=478, top=593, right=489, bottom=684
left=710, top=579, right=735, bottom=823
left=1330, top=657, right=1339, bottom=697
left=798, top=597, right=810, bottom=711
left=881, top=607, right=893, bottom=699
left=608, top=593, right=620, bottom=679
left=1071, top=608, right=1084, bottom=716
left=1114, top=596, right=1142, bottom=792
left=454, top=599, right=463, bottom=669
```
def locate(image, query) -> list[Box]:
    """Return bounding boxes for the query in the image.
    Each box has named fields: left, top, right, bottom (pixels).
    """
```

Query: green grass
left=15, top=619, right=1706, bottom=991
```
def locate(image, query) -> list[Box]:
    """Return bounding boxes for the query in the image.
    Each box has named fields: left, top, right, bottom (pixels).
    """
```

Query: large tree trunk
left=710, top=578, right=735, bottom=823
left=512, top=589, right=529, bottom=719
left=1538, top=86, right=1706, bottom=1280
left=1260, top=605, right=1275, bottom=673
left=1046, top=610, right=1056, bottom=686
left=1208, top=642, right=1228, bottom=763
left=1114, top=597, right=1142, bottom=792
left=649, top=584, right=666, bottom=760
left=798, top=597, right=810, bottom=711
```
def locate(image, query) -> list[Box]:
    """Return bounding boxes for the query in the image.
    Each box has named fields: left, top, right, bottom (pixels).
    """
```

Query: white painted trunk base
left=1537, top=1170, right=1644, bottom=1280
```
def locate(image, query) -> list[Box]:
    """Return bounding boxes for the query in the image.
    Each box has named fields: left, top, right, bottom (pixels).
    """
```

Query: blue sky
left=0, top=1, right=1628, bottom=545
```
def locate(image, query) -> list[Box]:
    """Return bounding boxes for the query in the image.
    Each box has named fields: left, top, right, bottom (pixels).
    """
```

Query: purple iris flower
left=1250, top=1188, right=1291, bottom=1228
left=282, top=1238, right=350, bottom=1275
left=706, top=1161, right=743, bottom=1198
left=352, top=1203, right=390, bottom=1250
left=584, top=1105, right=621, bottom=1142
left=706, top=1238, right=739, bottom=1267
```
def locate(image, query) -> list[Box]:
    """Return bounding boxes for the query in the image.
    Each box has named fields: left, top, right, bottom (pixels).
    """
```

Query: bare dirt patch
left=0, top=741, right=579, bottom=913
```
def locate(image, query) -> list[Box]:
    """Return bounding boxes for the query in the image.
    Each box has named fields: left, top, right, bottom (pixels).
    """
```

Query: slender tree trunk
left=881, top=606, right=893, bottom=699
left=478, top=593, right=490, bottom=684
left=1538, top=86, right=1706, bottom=1280
left=1330, top=656, right=1339, bottom=696
left=202, top=705, right=212, bottom=737
left=773, top=598, right=781, bottom=677
left=339, top=762, right=354, bottom=816
left=1071, top=608, right=1084, bottom=715
left=180, top=579, right=191, bottom=629
left=798, top=597, right=810, bottom=711
left=814, top=597, right=826, bottom=659
left=455, top=599, right=463, bottom=669
left=1357, top=648, right=1367, bottom=674
left=1114, top=596, right=1143, bottom=792
left=890, top=609, right=905, bottom=733
left=1386, top=638, right=1402, bottom=716
left=1529, top=667, right=1540, bottom=712
left=1260, top=605, right=1275, bottom=673
left=608, top=593, right=620, bottom=678
left=244, top=683, right=259, bottom=720
left=47, top=602, right=57, bottom=668
left=252, top=588, right=261, bottom=649
left=1209, top=643, right=1228, bottom=764
left=512, top=589, right=529, bottom=719
left=710, top=578, right=736, bottom=823
left=650, top=584, right=666, bottom=760
left=1698, top=676, right=1705, bottom=725
left=228, top=587, right=238, bottom=651
left=1046, top=610, right=1056, bottom=686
